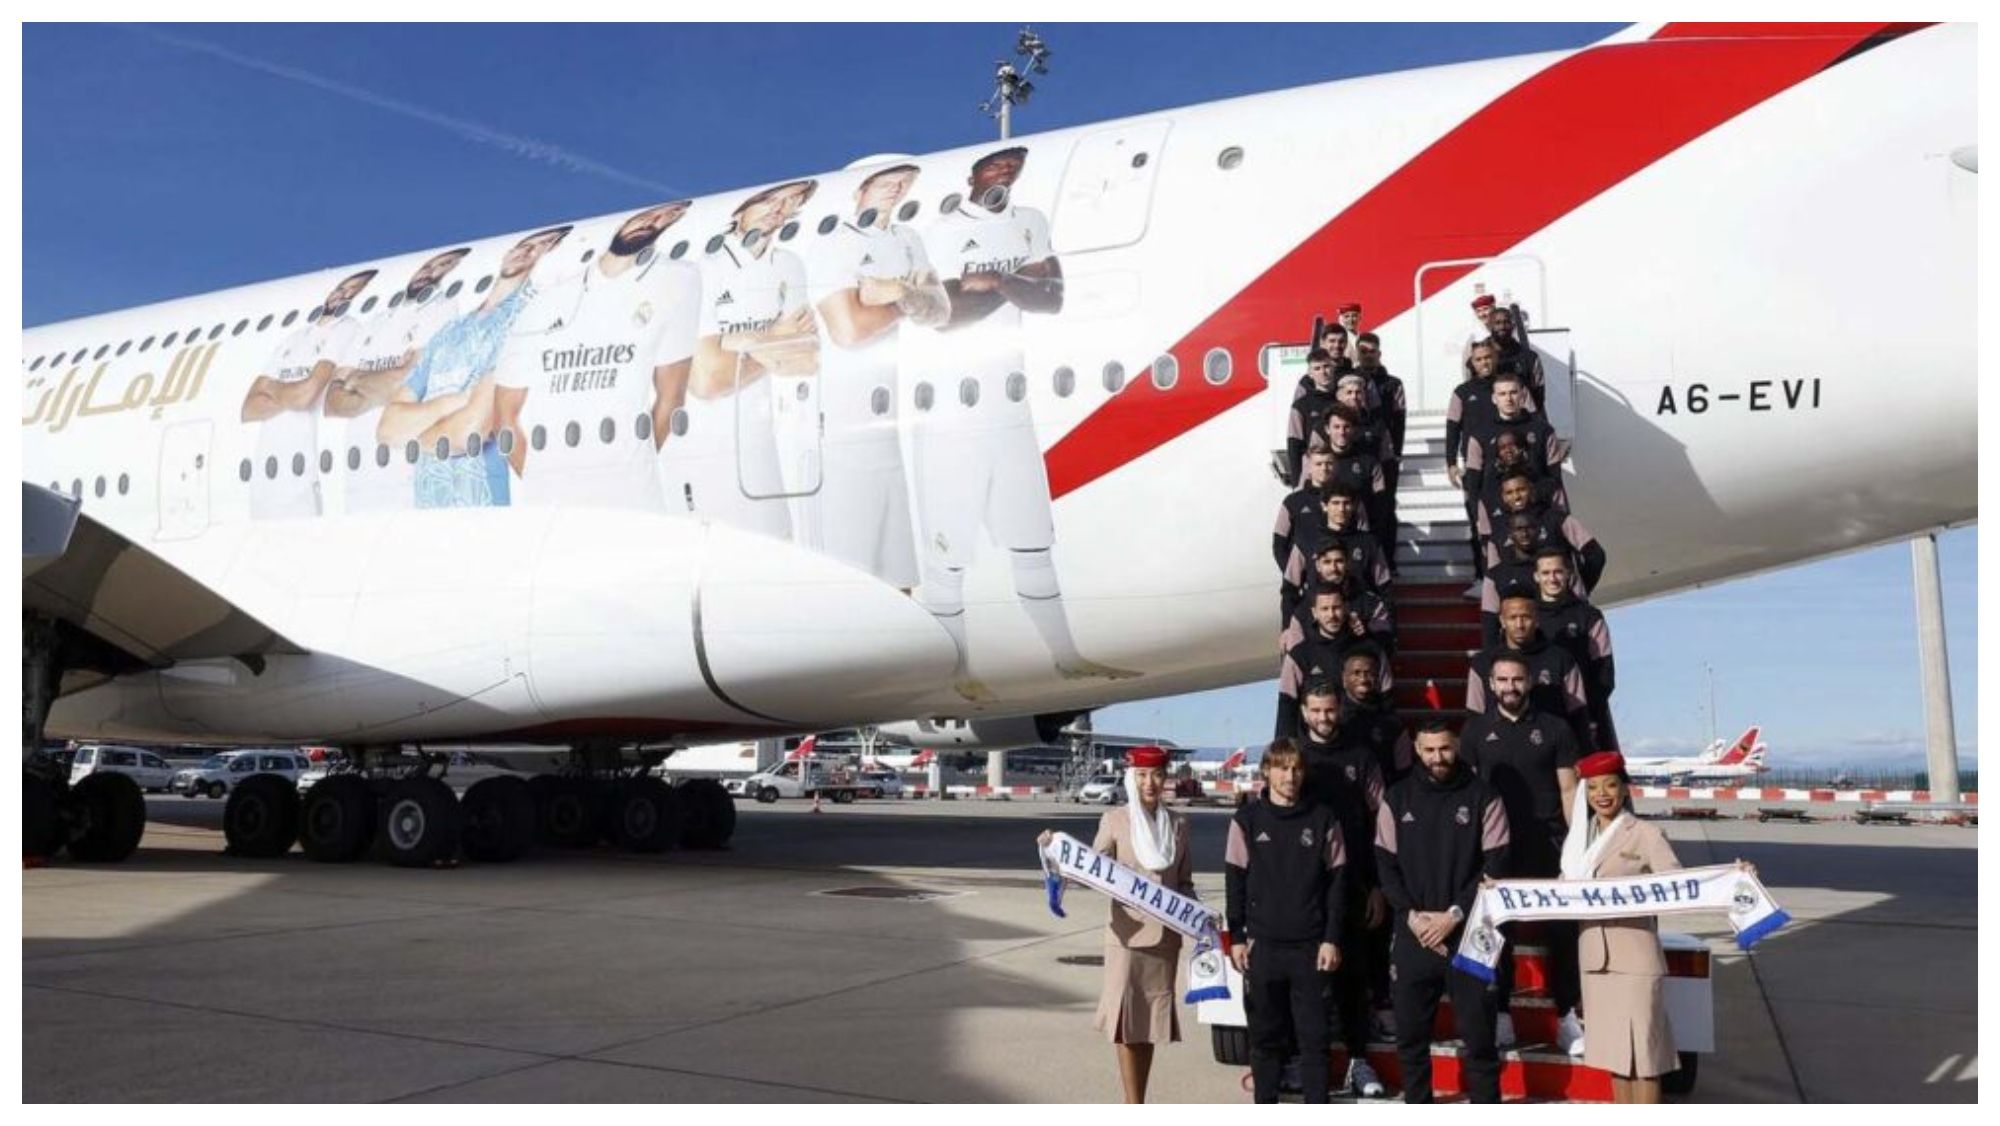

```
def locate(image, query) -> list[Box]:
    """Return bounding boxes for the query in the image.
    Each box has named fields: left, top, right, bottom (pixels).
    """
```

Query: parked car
left=172, top=750, right=313, bottom=798
left=69, top=744, right=177, bottom=793
left=858, top=769, right=904, bottom=799
left=1074, top=773, right=1124, bottom=805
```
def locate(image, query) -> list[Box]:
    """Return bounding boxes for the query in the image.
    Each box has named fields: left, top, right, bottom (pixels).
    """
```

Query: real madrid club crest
left=1344, top=763, right=1357, bottom=781
left=1455, top=805, right=1471, bottom=825
left=634, top=301, right=653, bottom=327
left=1538, top=669, right=1554, bottom=685
left=1193, top=949, right=1222, bottom=978
left=1731, top=878, right=1759, bottom=918
left=1300, top=826, right=1314, bottom=848
left=1529, top=728, right=1544, bottom=746
left=1472, top=920, right=1498, bottom=956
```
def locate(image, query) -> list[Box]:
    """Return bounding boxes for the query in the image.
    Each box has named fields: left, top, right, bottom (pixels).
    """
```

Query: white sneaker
left=1494, top=1012, right=1518, bottom=1048
left=1347, top=1058, right=1386, bottom=1099
left=1559, top=1009, right=1586, bottom=1057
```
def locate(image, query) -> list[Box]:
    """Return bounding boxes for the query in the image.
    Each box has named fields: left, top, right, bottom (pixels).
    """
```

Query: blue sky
left=23, top=23, right=1975, bottom=768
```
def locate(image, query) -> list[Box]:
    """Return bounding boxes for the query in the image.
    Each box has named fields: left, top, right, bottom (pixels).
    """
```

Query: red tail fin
left=1716, top=727, right=1759, bottom=765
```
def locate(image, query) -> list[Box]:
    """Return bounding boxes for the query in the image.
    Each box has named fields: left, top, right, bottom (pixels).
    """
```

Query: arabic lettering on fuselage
left=21, top=342, right=221, bottom=433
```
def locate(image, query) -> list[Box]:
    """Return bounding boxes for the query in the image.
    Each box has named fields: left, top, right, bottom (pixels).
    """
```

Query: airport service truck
left=726, top=757, right=886, bottom=804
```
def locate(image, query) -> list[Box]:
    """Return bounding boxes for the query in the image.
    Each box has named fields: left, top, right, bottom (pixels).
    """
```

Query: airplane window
left=779, top=221, right=800, bottom=242
left=94, top=344, right=110, bottom=360
left=117, top=341, right=132, bottom=356
left=308, top=307, right=322, bottom=322
left=319, top=451, right=333, bottom=474
left=29, top=356, right=44, bottom=371
left=264, top=457, right=279, bottom=480
left=162, top=332, right=179, bottom=348
left=870, top=386, right=891, bottom=417
left=71, top=479, right=82, bottom=498
left=232, top=320, right=248, bottom=336
left=1152, top=353, right=1179, bottom=391
left=94, top=477, right=106, bottom=498
left=634, top=413, right=652, bottom=442
left=434, top=436, right=450, bottom=461
left=1204, top=347, right=1232, bottom=385
left=1218, top=146, right=1244, bottom=171
left=359, top=297, right=377, bottom=315
left=959, top=378, right=980, bottom=408
left=1006, top=371, right=1027, bottom=402
left=475, top=276, right=492, bottom=294
left=347, top=447, right=361, bottom=471
left=579, top=248, right=594, bottom=264
left=405, top=440, right=419, bottom=465
left=600, top=417, right=615, bottom=444
left=375, top=443, right=390, bottom=468
left=898, top=200, right=920, bottom=222
left=139, top=336, right=155, bottom=352
left=466, top=431, right=482, bottom=458
left=817, top=215, right=838, bottom=236
left=1053, top=366, right=1076, bottom=398
left=48, top=480, right=60, bottom=492
left=117, top=473, right=129, bottom=495
left=1102, top=361, right=1127, bottom=393
left=498, top=428, right=516, bottom=455
left=669, top=240, right=689, bottom=260
left=292, top=453, right=306, bottom=477
left=282, top=310, right=299, bottom=326
left=531, top=425, right=547, bottom=451
left=856, top=209, right=879, bottom=229
left=940, top=193, right=962, bottom=215
left=666, top=408, right=689, bottom=436
left=208, top=325, right=224, bottom=341
left=257, top=314, right=274, bottom=331
left=1131, top=152, right=1150, bottom=170
left=705, top=234, right=728, bottom=255
left=445, top=280, right=464, bottom=299
left=913, top=381, right=935, bottom=412
left=564, top=421, right=581, bottom=448
left=389, top=292, right=404, bottom=309
left=239, top=459, right=252, bottom=483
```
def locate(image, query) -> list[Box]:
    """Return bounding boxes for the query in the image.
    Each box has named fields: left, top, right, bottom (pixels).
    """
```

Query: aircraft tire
left=531, top=776, right=601, bottom=849
left=674, top=778, right=736, bottom=849
left=299, top=775, right=375, bottom=863
left=25, top=772, right=64, bottom=859
left=461, top=776, right=536, bottom=863
left=375, top=777, right=462, bottom=868
left=606, top=777, right=682, bottom=853
left=224, top=774, right=300, bottom=859
left=67, top=772, right=146, bottom=863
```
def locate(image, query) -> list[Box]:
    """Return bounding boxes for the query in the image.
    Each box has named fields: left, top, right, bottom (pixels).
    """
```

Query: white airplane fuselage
left=26, top=25, right=1975, bottom=750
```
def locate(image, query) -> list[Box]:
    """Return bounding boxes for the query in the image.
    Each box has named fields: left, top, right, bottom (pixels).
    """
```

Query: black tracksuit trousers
left=1247, top=941, right=1332, bottom=1104
left=1392, top=928, right=1501, bottom=1103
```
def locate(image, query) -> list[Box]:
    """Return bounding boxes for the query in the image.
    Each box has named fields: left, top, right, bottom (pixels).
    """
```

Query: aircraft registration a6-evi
left=21, top=23, right=1973, bottom=862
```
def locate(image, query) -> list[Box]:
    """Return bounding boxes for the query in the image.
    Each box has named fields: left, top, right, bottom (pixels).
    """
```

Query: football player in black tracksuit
left=1467, top=595, right=1592, bottom=747
left=1339, top=647, right=1412, bottom=787
left=1532, top=546, right=1619, bottom=752
left=1447, top=340, right=1502, bottom=582
left=1275, top=588, right=1390, bottom=740
left=1273, top=446, right=1332, bottom=619
left=1286, top=349, right=1345, bottom=485
left=1319, top=405, right=1393, bottom=563
left=1282, top=488, right=1392, bottom=608
left=1375, top=722, right=1510, bottom=1104
left=1481, top=511, right=1589, bottom=646
left=1354, top=332, right=1406, bottom=565
left=1226, top=739, right=1348, bottom=1104
left=1480, top=467, right=1604, bottom=593
left=1281, top=545, right=1396, bottom=658
left=1295, top=682, right=1389, bottom=1099
left=1460, top=655, right=1584, bottom=1054
left=1463, top=373, right=1565, bottom=541
left=1484, top=305, right=1546, bottom=411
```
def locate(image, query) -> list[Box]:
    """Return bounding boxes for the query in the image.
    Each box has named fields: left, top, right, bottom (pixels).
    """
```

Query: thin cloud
left=126, top=24, right=684, bottom=197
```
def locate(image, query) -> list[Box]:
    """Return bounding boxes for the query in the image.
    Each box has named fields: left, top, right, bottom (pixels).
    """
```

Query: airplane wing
left=23, top=483, right=303, bottom=676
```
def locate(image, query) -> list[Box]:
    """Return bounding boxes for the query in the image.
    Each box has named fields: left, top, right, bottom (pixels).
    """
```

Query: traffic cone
left=811, top=790, right=823, bottom=813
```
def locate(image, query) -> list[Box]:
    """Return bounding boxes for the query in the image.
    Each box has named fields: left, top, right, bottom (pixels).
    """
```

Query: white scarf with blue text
left=1038, top=831, right=1230, bottom=1004
left=1451, top=863, right=1790, bottom=982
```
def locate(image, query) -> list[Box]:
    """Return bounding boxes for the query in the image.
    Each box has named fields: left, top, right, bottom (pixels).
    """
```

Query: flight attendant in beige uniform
left=1088, top=745, right=1193, bottom=1103
left=1563, top=751, right=1680, bottom=1102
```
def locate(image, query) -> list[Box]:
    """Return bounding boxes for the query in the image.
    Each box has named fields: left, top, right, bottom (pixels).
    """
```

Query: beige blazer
left=1092, top=805, right=1195, bottom=951
left=1578, top=815, right=1682, bottom=975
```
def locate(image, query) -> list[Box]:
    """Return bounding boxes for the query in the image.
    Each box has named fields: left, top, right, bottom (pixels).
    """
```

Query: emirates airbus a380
left=22, top=23, right=1973, bottom=865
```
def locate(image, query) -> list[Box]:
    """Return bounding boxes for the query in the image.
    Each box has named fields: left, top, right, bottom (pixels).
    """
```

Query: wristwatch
left=1447, top=905, right=1465, bottom=924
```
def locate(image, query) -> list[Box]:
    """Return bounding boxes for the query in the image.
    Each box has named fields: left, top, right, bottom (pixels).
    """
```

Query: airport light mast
left=983, top=28, right=1050, bottom=140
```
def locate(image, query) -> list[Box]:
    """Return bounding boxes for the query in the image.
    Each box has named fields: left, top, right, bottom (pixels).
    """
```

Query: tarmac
left=21, top=793, right=1978, bottom=1102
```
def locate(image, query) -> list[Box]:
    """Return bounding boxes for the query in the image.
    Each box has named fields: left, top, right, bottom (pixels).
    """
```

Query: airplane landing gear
left=299, top=775, right=375, bottom=863
left=22, top=611, right=146, bottom=864
left=376, top=776, right=461, bottom=868
left=606, top=776, right=682, bottom=853
left=461, top=775, right=535, bottom=862
left=224, top=774, right=300, bottom=858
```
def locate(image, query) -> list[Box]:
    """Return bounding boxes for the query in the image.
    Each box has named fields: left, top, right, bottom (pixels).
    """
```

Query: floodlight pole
left=1910, top=533, right=1961, bottom=800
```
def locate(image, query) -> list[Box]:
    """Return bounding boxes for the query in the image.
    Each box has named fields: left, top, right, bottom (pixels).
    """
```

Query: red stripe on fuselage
left=1043, top=23, right=1905, bottom=500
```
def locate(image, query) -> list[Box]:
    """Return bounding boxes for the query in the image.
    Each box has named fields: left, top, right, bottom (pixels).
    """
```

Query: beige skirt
left=1581, top=970, right=1678, bottom=1078
left=1095, top=941, right=1181, bottom=1045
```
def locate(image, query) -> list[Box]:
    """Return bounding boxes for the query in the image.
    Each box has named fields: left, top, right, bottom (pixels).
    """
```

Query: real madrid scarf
left=1451, top=863, right=1791, bottom=983
left=1037, top=831, right=1231, bottom=1004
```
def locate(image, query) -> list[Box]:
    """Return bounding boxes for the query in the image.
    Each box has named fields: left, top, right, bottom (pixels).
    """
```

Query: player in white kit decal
left=322, top=248, right=468, bottom=514
left=240, top=269, right=375, bottom=520
left=671, top=179, right=819, bottom=538
left=494, top=200, right=699, bottom=510
left=910, top=147, right=1138, bottom=701
left=801, top=163, right=949, bottom=589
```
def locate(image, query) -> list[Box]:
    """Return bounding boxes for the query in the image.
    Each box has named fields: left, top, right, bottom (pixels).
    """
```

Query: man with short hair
left=1460, top=653, right=1585, bottom=1053
left=1282, top=545, right=1396, bottom=655
left=1286, top=348, right=1342, bottom=485
left=1226, top=738, right=1348, bottom=1104
left=1341, top=648, right=1412, bottom=787
left=1277, top=588, right=1388, bottom=739
left=1316, top=321, right=1355, bottom=379
left=1534, top=548, right=1618, bottom=751
left=1274, top=446, right=1333, bottom=577
left=1478, top=465, right=1603, bottom=590
left=1375, top=723, right=1509, bottom=1103
left=1464, top=371, right=1565, bottom=493
left=242, top=269, right=376, bottom=519
left=1294, top=681, right=1389, bottom=1099
left=1467, top=595, right=1591, bottom=743
left=324, top=250, right=467, bottom=514
left=1283, top=487, right=1392, bottom=604
left=1485, top=304, right=1546, bottom=410
left=1459, top=291, right=1499, bottom=378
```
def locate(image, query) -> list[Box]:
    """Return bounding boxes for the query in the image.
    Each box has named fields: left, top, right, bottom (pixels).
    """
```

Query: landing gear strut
left=22, top=612, right=147, bottom=864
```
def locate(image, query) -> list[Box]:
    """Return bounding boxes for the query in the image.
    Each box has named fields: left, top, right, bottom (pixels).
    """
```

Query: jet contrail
left=126, top=24, right=685, bottom=198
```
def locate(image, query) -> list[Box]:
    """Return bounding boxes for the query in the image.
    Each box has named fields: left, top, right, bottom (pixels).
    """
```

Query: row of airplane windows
left=25, top=145, right=1255, bottom=376
left=46, top=348, right=1242, bottom=501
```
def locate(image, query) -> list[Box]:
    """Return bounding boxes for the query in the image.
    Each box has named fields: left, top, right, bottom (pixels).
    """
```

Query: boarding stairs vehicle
left=1198, top=926, right=1713, bottom=1100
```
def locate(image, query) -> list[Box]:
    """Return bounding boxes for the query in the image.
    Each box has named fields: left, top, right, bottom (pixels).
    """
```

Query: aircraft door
left=1050, top=118, right=1173, bottom=253
left=1412, top=254, right=1549, bottom=413
left=736, top=335, right=823, bottom=542
left=156, top=420, right=212, bottom=541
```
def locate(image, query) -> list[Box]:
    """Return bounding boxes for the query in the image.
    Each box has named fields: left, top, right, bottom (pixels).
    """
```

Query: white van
left=69, top=745, right=177, bottom=793
left=171, top=750, right=313, bottom=798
